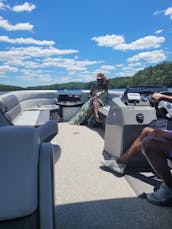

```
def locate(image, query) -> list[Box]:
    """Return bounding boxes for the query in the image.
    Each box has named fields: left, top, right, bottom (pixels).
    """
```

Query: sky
left=0, top=0, right=172, bottom=87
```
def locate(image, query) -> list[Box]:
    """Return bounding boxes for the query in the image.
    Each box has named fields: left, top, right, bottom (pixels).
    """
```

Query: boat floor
left=52, top=123, right=172, bottom=229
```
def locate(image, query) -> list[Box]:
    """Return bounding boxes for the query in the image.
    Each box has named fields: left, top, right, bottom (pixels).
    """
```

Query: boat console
left=104, top=86, right=172, bottom=168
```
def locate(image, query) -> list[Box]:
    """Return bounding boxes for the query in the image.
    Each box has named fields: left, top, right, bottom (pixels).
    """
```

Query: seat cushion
left=13, top=110, right=50, bottom=127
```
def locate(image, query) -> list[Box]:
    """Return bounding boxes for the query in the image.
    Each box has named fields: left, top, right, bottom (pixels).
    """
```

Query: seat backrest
left=0, top=110, right=13, bottom=126
left=0, top=126, right=39, bottom=220
left=0, top=94, right=21, bottom=123
left=0, top=99, right=13, bottom=126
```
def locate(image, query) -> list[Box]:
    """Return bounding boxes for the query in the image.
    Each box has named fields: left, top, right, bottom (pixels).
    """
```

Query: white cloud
left=0, top=73, right=7, bottom=78
left=0, top=1, right=35, bottom=12
left=0, top=1, right=10, bottom=10
left=117, top=65, right=144, bottom=77
left=74, top=75, right=95, bottom=82
left=117, top=69, right=142, bottom=77
left=100, top=65, right=115, bottom=71
left=41, top=57, right=102, bottom=71
left=19, top=60, right=41, bottom=69
left=0, top=1, right=5, bottom=9
left=12, top=2, right=36, bottom=13
left=0, top=47, right=78, bottom=62
left=123, top=36, right=165, bottom=50
left=128, top=50, right=166, bottom=63
left=92, top=34, right=165, bottom=51
left=11, top=46, right=78, bottom=57
left=155, top=29, right=163, bottom=34
left=92, top=34, right=125, bottom=50
left=16, top=75, right=35, bottom=82
left=67, top=70, right=90, bottom=78
left=74, top=55, right=79, bottom=59
left=115, top=64, right=124, bottom=68
left=154, top=7, right=172, bottom=20
left=128, top=62, right=142, bottom=67
left=0, top=16, right=33, bottom=31
left=65, top=71, right=97, bottom=83
left=0, top=65, right=18, bottom=72
left=123, top=66, right=142, bottom=71
left=16, top=70, right=53, bottom=83
left=92, top=34, right=124, bottom=48
left=164, top=7, right=172, bottom=19
left=93, top=65, right=116, bottom=76
left=0, top=36, right=55, bottom=46
left=0, top=46, right=101, bottom=76
left=56, top=77, right=72, bottom=83
left=153, top=10, right=164, bottom=16
left=0, top=47, right=79, bottom=72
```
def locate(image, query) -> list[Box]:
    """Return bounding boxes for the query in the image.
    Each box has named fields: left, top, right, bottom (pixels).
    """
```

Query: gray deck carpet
left=125, top=169, right=162, bottom=196
left=53, top=123, right=172, bottom=229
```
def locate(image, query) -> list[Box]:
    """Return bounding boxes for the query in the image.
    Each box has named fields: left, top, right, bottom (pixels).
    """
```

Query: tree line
left=0, top=61, right=172, bottom=91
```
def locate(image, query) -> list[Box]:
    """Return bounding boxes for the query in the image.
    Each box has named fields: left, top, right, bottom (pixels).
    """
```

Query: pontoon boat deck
left=0, top=87, right=172, bottom=229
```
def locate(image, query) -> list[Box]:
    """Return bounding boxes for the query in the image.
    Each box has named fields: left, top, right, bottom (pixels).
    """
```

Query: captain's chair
left=0, top=126, right=61, bottom=229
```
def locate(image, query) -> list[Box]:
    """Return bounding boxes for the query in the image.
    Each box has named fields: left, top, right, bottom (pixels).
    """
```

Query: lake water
left=58, top=88, right=172, bottom=94
left=0, top=88, right=172, bottom=95
left=0, top=89, right=124, bottom=95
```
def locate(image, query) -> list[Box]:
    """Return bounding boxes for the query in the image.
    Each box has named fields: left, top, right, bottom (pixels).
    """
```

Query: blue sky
left=0, top=0, right=172, bottom=87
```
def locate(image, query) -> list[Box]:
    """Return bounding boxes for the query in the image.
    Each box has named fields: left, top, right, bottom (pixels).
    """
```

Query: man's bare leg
left=86, top=107, right=94, bottom=120
left=101, top=127, right=155, bottom=174
left=93, top=97, right=100, bottom=122
left=102, top=127, right=172, bottom=176
left=117, top=127, right=154, bottom=164
left=141, top=136, right=172, bottom=206
left=142, top=136, right=172, bottom=189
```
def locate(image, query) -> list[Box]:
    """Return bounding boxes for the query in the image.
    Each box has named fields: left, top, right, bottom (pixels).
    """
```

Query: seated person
left=68, top=73, right=109, bottom=125
left=101, top=92, right=172, bottom=206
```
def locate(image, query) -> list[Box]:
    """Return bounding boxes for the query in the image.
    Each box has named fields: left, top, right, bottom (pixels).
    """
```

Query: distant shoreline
left=1, top=88, right=172, bottom=95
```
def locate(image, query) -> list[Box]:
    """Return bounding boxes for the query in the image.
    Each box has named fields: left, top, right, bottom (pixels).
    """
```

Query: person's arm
left=152, top=92, right=172, bottom=104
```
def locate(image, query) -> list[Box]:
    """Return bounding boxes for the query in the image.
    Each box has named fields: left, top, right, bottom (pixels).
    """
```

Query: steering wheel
left=153, top=91, right=172, bottom=119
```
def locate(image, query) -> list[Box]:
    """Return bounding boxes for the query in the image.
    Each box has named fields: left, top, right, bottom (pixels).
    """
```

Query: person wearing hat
left=90, top=73, right=109, bottom=122
left=68, top=73, right=109, bottom=125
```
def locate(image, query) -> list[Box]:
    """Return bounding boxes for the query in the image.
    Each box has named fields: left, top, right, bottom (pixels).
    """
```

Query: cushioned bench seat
left=0, top=90, right=59, bottom=127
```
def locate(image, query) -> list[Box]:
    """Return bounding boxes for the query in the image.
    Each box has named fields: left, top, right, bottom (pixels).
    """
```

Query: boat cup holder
left=136, top=113, right=144, bottom=123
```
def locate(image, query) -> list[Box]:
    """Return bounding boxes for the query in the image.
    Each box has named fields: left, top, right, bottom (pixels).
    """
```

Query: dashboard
left=121, top=86, right=168, bottom=106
